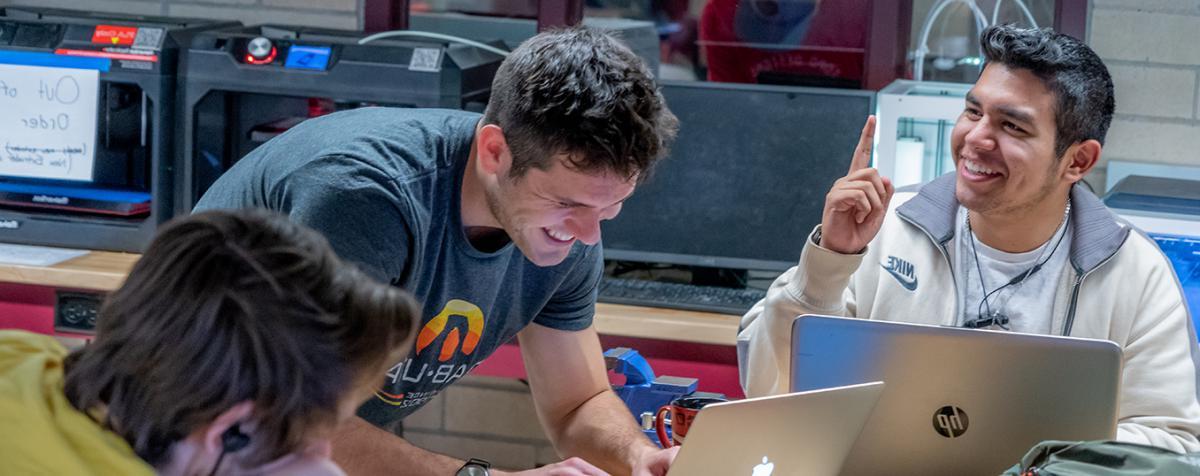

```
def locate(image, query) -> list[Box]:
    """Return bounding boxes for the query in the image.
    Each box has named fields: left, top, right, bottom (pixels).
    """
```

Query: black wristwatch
left=456, top=458, right=491, bottom=476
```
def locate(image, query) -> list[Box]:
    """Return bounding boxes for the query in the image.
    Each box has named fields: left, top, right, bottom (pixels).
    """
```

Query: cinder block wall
left=403, top=375, right=560, bottom=471
left=0, top=0, right=360, bottom=29
left=1089, top=0, right=1200, bottom=191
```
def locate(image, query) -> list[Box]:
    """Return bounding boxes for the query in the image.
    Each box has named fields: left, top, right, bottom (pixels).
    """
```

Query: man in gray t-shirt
left=196, top=28, right=679, bottom=476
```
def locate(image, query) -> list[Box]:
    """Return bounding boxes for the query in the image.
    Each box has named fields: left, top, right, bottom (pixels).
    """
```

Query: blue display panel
left=1151, top=233, right=1200, bottom=339
left=284, top=45, right=331, bottom=71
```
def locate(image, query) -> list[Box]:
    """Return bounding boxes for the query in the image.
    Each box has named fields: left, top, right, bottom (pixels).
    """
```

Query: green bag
left=1001, top=440, right=1200, bottom=475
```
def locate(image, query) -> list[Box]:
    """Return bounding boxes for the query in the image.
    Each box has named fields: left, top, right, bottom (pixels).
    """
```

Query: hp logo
left=932, top=406, right=969, bottom=438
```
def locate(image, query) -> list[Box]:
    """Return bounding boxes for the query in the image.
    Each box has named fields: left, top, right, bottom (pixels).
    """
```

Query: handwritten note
left=0, top=63, right=99, bottom=182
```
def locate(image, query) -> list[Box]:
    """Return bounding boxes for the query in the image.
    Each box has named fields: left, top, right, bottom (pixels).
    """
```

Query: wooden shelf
left=593, top=303, right=740, bottom=346
left=0, top=251, right=741, bottom=346
left=0, top=250, right=137, bottom=291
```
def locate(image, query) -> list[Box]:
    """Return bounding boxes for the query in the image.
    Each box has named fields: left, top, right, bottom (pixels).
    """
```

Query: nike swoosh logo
left=882, top=263, right=918, bottom=291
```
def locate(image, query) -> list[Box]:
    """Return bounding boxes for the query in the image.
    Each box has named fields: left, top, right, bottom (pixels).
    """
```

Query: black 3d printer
left=179, top=0, right=605, bottom=210
left=178, top=23, right=505, bottom=210
left=0, top=7, right=237, bottom=252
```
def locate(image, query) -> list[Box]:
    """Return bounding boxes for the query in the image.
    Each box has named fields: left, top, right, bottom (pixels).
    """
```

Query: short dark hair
left=980, top=24, right=1115, bottom=158
left=483, top=27, right=678, bottom=181
left=62, top=209, right=419, bottom=467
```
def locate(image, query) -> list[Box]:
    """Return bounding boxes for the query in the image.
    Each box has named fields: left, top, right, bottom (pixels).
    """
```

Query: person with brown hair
left=196, top=27, right=681, bottom=475
left=0, top=208, right=419, bottom=475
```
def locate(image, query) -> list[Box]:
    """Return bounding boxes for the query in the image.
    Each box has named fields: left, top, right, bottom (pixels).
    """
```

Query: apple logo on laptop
left=752, top=456, right=774, bottom=476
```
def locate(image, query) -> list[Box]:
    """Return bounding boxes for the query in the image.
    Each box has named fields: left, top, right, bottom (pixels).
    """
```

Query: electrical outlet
left=55, top=291, right=103, bottom=334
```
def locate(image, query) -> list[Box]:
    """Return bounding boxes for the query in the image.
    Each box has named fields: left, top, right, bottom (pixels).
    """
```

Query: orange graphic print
left=415, top=299, right=485, bottom=362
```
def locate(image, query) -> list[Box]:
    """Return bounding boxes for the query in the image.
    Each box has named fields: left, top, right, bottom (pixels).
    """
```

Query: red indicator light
left=245, top=46, right=277, bottom=65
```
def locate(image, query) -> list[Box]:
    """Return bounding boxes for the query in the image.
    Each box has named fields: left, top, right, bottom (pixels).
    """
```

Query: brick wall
left=1089, top=0, right=1200, bottom=191
left=0, top=0, right=360, bottom=29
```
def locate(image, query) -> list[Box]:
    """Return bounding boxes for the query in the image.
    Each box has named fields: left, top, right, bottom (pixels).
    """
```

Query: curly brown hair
left=483, top=27, right=679, bottom=182
left=62, top=209, right=419, bottom=467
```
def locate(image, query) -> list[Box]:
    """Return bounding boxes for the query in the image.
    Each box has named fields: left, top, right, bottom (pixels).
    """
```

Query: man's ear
left=201, top=401, right=255, bottom=455
left=1063, top=139, right=1101, bottom=183
left=476, top=124, right=512, bottom=177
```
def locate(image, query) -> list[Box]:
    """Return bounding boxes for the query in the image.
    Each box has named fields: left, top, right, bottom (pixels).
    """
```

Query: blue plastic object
left=0, top=50, right=111, bottom=71
left=605, top=347, right=699, bottom=445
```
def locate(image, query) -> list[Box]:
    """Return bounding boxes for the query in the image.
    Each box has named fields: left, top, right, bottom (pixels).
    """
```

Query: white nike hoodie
left=738, top=175, right=1200, bottom=452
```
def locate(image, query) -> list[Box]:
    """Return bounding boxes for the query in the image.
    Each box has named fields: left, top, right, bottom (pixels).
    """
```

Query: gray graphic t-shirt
left=195, top=108, right=602, bottom=426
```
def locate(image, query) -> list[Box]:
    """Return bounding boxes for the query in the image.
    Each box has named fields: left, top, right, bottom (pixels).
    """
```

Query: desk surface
left=0, top=251, right=742, bottom=346
left=0, top=250, right=138, bottom=292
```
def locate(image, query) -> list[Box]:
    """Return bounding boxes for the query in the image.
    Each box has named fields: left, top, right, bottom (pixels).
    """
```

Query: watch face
left=457, top=464, right=489, bottom=476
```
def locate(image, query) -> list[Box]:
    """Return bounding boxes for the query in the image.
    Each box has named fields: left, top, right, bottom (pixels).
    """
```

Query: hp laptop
left=667, top=381, right=885, bottom=476
left=791, top=315, right=1122, bottom=476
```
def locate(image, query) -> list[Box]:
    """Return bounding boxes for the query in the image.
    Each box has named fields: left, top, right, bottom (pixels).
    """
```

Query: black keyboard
left=597, top=276, right=768, bottom=315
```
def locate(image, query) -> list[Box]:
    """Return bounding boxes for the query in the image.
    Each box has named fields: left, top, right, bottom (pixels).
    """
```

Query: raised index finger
left=848, top=115, right=877, bottom=174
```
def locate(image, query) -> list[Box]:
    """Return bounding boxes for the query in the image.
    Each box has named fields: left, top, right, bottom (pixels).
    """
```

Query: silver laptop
left=667, top=381, right=885, bottom=476
left=790, top=315, right=1122, bottom=476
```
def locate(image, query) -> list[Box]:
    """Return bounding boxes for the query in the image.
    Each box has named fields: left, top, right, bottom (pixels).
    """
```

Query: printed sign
left=132, top=27, right=165, bottom=50
left=409, top=47, right=443, bottom=73
left=92, top=25, right=138, bottom=46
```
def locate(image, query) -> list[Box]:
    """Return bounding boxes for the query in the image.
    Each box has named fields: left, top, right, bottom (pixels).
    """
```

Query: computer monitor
left=1150, top=233, right=1200, bottom=336
left=600, top=80, right=875, bottom=272
left=1104, top=175, right=1200, bottom=339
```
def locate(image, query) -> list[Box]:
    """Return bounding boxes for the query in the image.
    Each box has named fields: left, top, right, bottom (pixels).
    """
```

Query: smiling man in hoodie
left=739, top=24, right=1200, bottom=452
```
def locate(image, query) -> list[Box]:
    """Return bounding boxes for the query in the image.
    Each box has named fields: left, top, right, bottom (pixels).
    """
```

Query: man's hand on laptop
left=632, top=446, right=679, bottom=476
left=495, top=457, right=610, bottom=476
left=819, top=115, right=895, bottom=255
